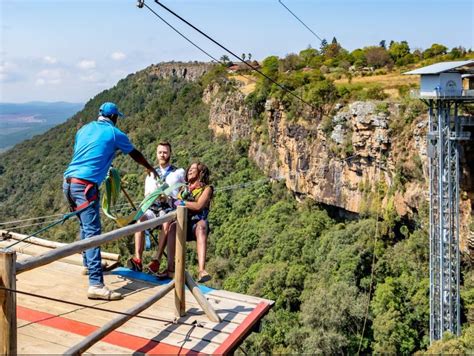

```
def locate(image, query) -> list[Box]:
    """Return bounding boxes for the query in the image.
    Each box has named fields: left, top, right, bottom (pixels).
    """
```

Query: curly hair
left=186, top=162, right=211, bottom=185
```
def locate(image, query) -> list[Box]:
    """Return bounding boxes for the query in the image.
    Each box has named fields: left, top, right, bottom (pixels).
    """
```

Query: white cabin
left=405, top=60, right=474, bottom=98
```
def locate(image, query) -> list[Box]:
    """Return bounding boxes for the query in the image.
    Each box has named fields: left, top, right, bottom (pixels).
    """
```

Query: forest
left=0, top=42, right=473, bottom=353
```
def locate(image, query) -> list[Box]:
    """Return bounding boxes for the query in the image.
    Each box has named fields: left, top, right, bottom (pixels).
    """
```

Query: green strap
left=102, top=168, right=122, bottom=221
left=102, top=168, right=184, bottom=227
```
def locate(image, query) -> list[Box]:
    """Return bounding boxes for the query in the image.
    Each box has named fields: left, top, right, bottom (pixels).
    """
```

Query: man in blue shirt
left=63, top=102, right=157, bottom=300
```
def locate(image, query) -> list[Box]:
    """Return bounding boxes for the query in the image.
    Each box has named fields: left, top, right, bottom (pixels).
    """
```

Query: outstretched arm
left=129, top=149, right=158, bottom=178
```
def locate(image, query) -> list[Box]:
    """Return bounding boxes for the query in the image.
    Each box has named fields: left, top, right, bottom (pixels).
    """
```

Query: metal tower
left=406, top=60, right=474, bottom=342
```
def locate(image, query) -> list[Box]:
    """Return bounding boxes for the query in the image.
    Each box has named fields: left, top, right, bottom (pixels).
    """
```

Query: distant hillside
left=0, top=101, right=83, bottom=151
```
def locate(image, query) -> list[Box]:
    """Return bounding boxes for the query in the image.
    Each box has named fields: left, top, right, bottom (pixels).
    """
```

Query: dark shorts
left=187, top=218, right=209, bottom=241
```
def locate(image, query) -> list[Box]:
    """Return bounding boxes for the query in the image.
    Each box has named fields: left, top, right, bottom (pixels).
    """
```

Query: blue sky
left=1, top=0, right=472, bottom=103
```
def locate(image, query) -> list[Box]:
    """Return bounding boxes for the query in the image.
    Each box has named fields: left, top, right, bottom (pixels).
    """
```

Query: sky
left=1, top=0, right=473, bottom=103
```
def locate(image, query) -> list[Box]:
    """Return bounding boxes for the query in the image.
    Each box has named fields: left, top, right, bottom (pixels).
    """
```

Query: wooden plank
left=15, top=261, right=257, bottom=321
left=175, top=206, right=187, bottom=317
left=17, top=292, right=242, bottom=336
left=19, top=321, right=133, bottom=354
left=15, top=211, right=177, bottom=274
left=207, top=289, right=274, bottom=306
left=0, top=249, right=17, bottom=355
left=0, top=240, right=117, bottom=269
left=213, top=302, right=273, bottom=355
left=18, top=305, right=215, bottom=354
left=0, top=231, right=119, bottom=261
left=16, top=268, right=255, bottom=323
left=66, top=280, right=175, bottom=355
left=186, top=271, right=221, bottom=322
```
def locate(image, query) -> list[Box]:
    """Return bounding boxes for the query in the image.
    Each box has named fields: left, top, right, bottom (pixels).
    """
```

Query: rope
left=0, top=286, right=204, bottom=328
left=141, top=2, right=258, bottom=86
left=357, top=144, right=384, bottom=354
left=0, top=177, right=279, bottom=228
left=4, top=204, right=93, bottom=249
left=152, top=0, right=317, bottom=111
left=278, top=0, right=324, bottom=43
left=0, top=213, right=63, bottom=226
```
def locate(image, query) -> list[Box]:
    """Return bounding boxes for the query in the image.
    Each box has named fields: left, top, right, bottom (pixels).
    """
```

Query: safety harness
left=65, top=177, right=99, bottom=211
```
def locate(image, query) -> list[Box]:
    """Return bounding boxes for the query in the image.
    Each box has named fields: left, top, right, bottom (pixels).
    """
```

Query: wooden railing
left=0, top=206, right=220, bottom=355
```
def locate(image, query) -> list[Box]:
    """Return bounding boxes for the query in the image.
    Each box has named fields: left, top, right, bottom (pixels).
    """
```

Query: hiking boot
left=126, top=257, right=143, bottom=272
left=87, top=285, right=122, bottom=300
left=147, top=259, right=160, bottom=275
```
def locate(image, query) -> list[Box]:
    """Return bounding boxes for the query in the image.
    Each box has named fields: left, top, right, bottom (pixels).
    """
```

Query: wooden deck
left=0, top=236, right=274, bottom=355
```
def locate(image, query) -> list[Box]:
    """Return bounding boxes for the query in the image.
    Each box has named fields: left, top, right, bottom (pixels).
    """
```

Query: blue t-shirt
left=64, top=119, right=134, bottom=184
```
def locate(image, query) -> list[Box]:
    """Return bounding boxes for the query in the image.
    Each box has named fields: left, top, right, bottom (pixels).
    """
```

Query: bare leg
left=195, top=220, right=208, bottom=274
left=134, top=230, right=145, bottom=260
left=133, top=214, right=151, bottom=260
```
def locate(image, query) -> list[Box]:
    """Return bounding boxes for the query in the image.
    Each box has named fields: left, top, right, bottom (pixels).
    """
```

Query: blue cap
left=99, top=102, right=124, bottom=117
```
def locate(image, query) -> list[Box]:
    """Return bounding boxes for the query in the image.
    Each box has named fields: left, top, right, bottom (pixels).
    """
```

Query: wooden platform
left=0, top=236, right=274, bottom=355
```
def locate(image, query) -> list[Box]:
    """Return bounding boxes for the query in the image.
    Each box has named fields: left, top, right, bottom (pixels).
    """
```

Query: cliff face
left=147, top=62, right=212, bottom=81
left=204, top=82, right=472, bottom=254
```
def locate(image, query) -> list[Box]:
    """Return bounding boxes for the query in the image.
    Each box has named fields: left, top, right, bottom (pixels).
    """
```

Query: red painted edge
left=213, top=301, right=272, bottom=355
left=17, top=305, right=202, bottom=355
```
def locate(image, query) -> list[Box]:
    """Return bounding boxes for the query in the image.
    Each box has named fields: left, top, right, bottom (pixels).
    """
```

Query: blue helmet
left=99, top=102, right=124, bottom=118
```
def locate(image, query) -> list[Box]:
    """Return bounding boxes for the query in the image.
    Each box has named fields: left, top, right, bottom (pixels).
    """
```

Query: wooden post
left=185, top=271, right=221, bottom=322
left=0, top=249, right=17, bottom=355
left=174, top=206, right=187, bottom=317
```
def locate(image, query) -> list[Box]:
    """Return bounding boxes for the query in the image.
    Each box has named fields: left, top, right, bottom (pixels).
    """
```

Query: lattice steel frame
left=428, top=99, right=461, bottom=342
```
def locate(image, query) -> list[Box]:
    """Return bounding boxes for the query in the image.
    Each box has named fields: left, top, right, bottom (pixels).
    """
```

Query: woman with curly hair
left=158, top=161, right=213, bottom=283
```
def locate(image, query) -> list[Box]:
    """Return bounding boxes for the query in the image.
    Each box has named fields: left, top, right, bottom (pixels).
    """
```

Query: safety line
left=152, top=0, right=316, bottom=110
left=141, top=1, right=257, bottom=86
left=142, top=2, right=220, bottom=63
left=357, top=145, right=384, bottom=354
left=278, top=0, right=324, bottom=43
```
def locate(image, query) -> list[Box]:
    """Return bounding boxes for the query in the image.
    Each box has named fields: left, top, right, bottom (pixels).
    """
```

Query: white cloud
left=111, top=51, right=126, bottom=61
left=0, top=61, right=21, bottom=82
left=43, top=56, right=58, bottom=64
left=36, top=69, right=63, bottom=85
left=77, top=59, right=96, bottom=70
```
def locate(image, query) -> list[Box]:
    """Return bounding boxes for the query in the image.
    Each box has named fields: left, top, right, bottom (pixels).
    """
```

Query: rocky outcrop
left=206, top=84, right=427, bottom=217
left=147, top=62, right=213, bottom=81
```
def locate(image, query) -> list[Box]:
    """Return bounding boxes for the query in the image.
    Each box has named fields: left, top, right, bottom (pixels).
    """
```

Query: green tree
left=388, top=41, right=411, bottom=62
left=423, top=43, right=448, bottom=59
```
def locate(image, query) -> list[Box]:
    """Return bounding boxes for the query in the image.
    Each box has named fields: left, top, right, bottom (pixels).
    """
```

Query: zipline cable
left=140, top=2, right=257, bottom=85
left=357, top=144, right=384, bottom=354
left=151, top=0, right=316, bottom=110
left=141, top=2, right=221, bottom=63
left=0, top=176, right=282, bottom=227
left=278, top=0, right=324, bottom=43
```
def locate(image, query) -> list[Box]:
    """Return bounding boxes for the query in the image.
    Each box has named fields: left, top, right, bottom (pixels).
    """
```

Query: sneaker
left=126, top=257, right=143, bottom=272
left=87, top=285, right=122, bottom=300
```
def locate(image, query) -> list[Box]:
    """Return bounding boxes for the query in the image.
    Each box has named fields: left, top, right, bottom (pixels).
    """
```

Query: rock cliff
left=205, top=82, right=473, bottom=254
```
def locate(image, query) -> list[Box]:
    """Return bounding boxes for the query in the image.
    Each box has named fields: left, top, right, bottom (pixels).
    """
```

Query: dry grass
left=335, top=72, right=418, bottom=88
left=231, top=74, right=257, bottom=95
